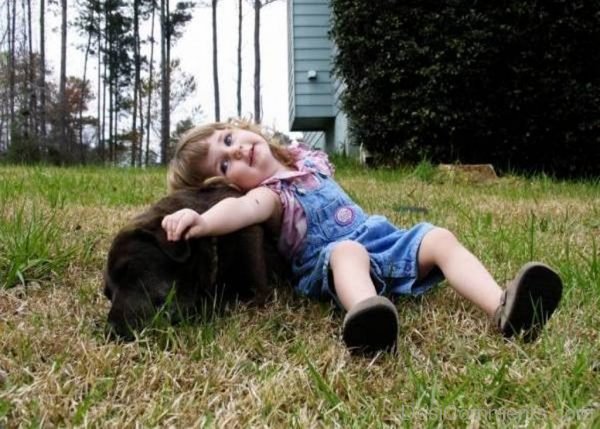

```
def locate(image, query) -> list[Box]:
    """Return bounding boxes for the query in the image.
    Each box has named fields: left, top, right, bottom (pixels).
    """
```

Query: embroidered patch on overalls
left=334, top=206, right=355, bottom=226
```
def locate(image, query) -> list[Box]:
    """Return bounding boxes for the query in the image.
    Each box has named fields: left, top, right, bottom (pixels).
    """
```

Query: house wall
left=302, top=131, right=326, bottom=149
left=331, top=73, right=353, bottom=155
left=289, top=0, right=351, bottom=153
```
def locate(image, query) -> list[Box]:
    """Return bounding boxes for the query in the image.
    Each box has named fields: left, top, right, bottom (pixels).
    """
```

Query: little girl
left=162, top=118, right=563, bottom=353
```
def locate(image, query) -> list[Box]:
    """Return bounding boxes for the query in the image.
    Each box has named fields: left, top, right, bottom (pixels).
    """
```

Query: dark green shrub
left=5, top=133, right=41, bottom=164
left=330, top=0, right=600, bottom=177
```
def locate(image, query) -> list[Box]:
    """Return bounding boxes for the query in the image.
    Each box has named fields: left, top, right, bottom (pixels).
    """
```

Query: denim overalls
left=289, top=173, right=443, bottom=302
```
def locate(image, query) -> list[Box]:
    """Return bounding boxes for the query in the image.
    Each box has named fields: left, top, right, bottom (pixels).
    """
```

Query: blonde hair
left=167, top=118, right=296, bottom=193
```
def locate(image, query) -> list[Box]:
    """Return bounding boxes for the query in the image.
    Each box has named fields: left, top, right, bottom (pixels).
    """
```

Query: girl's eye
left=224, top=133, right=232, bottom=146
left=220, top=159, right=229, bottom=175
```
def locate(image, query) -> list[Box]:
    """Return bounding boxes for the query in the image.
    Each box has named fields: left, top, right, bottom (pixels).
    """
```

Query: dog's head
left=103, top=184, right=287, bottom=340
left=103, top=225, right=215, bottom=339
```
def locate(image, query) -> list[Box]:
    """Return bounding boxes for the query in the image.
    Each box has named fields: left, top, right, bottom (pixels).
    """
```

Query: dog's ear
left=108, top=258, right=130, bottom=283
left=155, top=229, right=191, bottom=262
left=129, top=228, right=191, bottom=263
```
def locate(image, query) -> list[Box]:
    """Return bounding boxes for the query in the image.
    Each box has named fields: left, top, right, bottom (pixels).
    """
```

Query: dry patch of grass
left=1, top=165, right=599, bottom=427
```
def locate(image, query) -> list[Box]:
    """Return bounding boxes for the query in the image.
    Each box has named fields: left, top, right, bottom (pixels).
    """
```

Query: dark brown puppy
left=104, top=182, right=285, bottom=339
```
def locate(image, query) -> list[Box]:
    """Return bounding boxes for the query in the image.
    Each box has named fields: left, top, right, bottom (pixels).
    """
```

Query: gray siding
left=288, top=0, right=335, bottom=131
left=288, top=0, right=352, bottom=154
left=331, top=44, right=353, bottom=154
left=302, top=131, right=326, bottom=150
left=287, top=0, right=296, bottom=122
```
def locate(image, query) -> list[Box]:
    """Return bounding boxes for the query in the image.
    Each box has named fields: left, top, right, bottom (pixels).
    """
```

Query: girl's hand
left=161, top=208, right=207, bottom=241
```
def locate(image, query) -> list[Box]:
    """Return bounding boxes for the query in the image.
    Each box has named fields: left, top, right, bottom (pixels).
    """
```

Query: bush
left=330, top=0, right=600, bottom=177
left=5, top=134, right=42, bottom=164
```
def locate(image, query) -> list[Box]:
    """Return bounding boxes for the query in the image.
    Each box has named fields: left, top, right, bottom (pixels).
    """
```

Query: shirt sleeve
left=289, top=141, right=335, bottom=177
left=260, top=180, right=308, bottom=258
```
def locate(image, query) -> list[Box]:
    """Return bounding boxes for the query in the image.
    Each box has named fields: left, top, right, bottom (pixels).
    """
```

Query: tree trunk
left=146, top=2, right=156, bottom=166
left=237, top=0, right=242, bottom=117
left=19, top=0, right=30, bottom=138
left=79, top=30, right=93, bottom=163
left=26, top=0, right=35, bottom=137
left=253, top=0, right=261, bottom=123
left=113, top=81, right=119, bottom=164
left=0, top=104, right=5, bottom=152
left=109, top=71, right=114, bottom=163
left=131, top=0, right=141, bottom=167
left=137, top=76, right=144, bottom=167
left=160, top=0, right=171, bottom=164
left=59, top=0, right=68, bottom=159
left=8, top=0, right=16, bottom=142
left=252, top=0, right=278, bottom=124
left=212, top=0, right=220, bottom=121
left=97, top=7, right=104, bottom=162
left=39, top=0, right=47, bottom=140
left=101, top=28, right=108, bottom=163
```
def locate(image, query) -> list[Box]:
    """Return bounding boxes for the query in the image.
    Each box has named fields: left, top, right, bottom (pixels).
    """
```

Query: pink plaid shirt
left=261, top=142, right=334, bottom=258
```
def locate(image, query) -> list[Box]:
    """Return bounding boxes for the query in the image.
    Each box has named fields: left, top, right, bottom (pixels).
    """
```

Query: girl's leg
left=417, top=227, right=563, bottom=338
left=417, top=227, right=503, bottom=318
left=329, top=240, right=377, bottom=310
left=330, top=241, right=398, bottom=353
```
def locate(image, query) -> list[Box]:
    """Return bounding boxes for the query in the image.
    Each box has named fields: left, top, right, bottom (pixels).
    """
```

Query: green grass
left=0, top=204, right=75, bottom=288
left=1, top=164, right=599, bottom=427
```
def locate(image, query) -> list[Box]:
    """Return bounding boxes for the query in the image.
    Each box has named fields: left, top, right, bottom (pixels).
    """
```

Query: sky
left=172, top=0, right=290, bottom=130
left=42, top=0, right=291, bottom=139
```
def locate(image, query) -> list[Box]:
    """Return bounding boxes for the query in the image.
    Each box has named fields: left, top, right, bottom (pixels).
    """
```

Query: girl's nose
left=230, top=145, right=242, bottom=160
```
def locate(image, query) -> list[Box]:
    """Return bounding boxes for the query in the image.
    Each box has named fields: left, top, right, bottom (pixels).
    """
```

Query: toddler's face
left=198, top=128, right=289, bottom=191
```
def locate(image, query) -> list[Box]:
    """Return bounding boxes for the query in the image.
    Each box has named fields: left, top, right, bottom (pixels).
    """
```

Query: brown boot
left=493, top=262, right=563, bottom=341
left=342, top=296, right=398, bottom=354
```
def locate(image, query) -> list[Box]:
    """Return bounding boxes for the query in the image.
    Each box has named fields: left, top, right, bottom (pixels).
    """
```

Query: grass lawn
left=0, top=163, right=599, bottom=427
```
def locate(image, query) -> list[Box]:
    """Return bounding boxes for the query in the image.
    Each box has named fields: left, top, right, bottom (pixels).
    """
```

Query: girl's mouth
left=249, top=144, right=255, bottom=166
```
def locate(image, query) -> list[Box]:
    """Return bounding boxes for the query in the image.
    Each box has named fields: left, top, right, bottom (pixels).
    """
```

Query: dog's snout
left=105, top=319, right=135, bottom=342
left=103, top=284, right=113, bottom=301
left=151, top=295, right=166, bottom=307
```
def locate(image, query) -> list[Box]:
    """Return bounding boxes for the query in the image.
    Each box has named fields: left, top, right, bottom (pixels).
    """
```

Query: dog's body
left=104, top=183, right=286, bottom=339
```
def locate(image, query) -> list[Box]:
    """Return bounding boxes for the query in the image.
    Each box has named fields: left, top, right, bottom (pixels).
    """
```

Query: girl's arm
left=162, top=187, right=281, bottom=241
